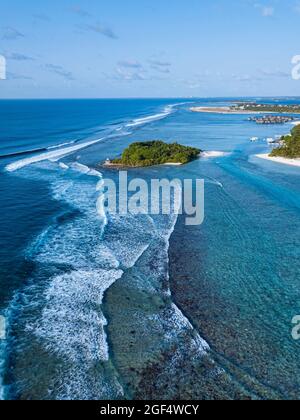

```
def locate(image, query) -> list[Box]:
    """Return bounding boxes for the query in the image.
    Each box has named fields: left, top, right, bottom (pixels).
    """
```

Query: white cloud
left=6, top=52, right=34, bottom=61
left=45, top=64, right=74, bottom=80
left=148, top=59, right=171, bottom=74
left=261, top=6, right=274, bottom=16
left=78, top=23, right=118, bottom=39
left=258, top=69, right=289, bottom=78
left=118, top=60, right=143, bottom=69
left=115, top=67, right=146, bottom=81
left=295, top=1, right=300, bottom=13
left=254, top=3, right=275, bottom=17
left=2, top=27, right=25, bottom=40
left=71, top=6, right=91, bottom=18
left=148, top=59, right=171, bottom=67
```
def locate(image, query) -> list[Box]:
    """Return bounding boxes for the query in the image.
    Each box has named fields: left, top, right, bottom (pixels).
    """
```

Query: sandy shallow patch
left=255, top=153, right=300, bottom=167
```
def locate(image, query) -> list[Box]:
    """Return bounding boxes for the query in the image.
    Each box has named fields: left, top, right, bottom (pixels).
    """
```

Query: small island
left=105, top=141, right=201, bottom=168
left=256, top=125, right=300, bottom=167
left=236, top=103, right=300, bottom=114
left=191, top=103, right=300, bottom=115
left=270, top=125, right=300, bottom=159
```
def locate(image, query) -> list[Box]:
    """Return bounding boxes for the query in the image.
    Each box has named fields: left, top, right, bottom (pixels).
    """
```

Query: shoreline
left=190, top=106, right=300, bottom=115
left=190, top=106, right=270, bottom=115
left=255, top=153, right=300, bottom=168
left=102, top=161, right=184, bottom=169
left=102, top=151, right=228, bottom=169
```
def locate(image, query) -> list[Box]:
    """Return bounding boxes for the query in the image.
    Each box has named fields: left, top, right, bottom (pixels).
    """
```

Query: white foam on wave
left=169, top=304, right=210, bottom=353
left=125, top=104, right=176, bottom=128
left=2, top=102, right=194, bottom=399
left=70, top=162, right=102, bottom=178
left=47, top=140, right=76, bottom=150
left=30, top=213, right=156, bottom=366
left=32, top=269, right=124, bottom=363
left=3, top=159, right=212, bottom=398
left=162, top=224, right=211, bottom=359
left=3, top=160, right=122, bottom=396
left=5, top=102, right=182, bottom=174
left=5, top=161, right=168, bottom=399
left=120, top=191, right=212, bottom=383
left=202, top=151, right=229, bottom=158
left=5, top=138, right=105, bottom=172
left=126, top=113, right=168, bottom=128
left=70, top=162, right=90, bottom=174
left=149, top=182, right=211, bottom=359
left=146, top=303, right=210, bottom=357
left=59, top=162, right=69, bottom=170
left=0, top=313, right=8, bottom=401
left=135, top=182, right=210, bottom=355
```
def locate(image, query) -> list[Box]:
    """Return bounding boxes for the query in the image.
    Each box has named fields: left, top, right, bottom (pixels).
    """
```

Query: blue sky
left=0, top=0, right=299, bottom=98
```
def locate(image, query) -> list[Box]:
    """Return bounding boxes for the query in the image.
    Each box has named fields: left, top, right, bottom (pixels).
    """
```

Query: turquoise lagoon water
left=0, top=98, right=299, bottom=399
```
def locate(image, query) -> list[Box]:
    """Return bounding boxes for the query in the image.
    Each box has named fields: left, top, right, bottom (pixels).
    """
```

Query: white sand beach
left=256, top=154, right=300, bottom=168
left=163, top=162, right=183, bottom=166
left=190, top=106, right=267, bottom=115
left=103, top=161, right=184, bottom=168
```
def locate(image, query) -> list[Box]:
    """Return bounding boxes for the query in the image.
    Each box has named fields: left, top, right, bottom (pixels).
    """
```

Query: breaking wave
left=125, top=104, right=178, bottom=128
left=4, top=103, right=182, bottom=174
left=5, top=138, right=106, bottom=172
left=1, top=101, right=212, bottom=400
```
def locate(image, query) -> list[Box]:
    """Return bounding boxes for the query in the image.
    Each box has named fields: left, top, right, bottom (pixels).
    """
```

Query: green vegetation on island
left=270, top=125, right=300, bottom=159
left=233, top=103, right=300, bottom=114
left=109, top=141, right=201, bottom=167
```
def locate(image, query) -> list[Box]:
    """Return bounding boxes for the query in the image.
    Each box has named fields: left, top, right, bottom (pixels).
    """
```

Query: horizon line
left=0, top=95, right=300, bottom=101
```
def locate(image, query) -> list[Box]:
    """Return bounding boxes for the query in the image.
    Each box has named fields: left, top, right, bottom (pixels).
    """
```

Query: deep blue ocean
left=0, top=98, right=300, bottom=400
